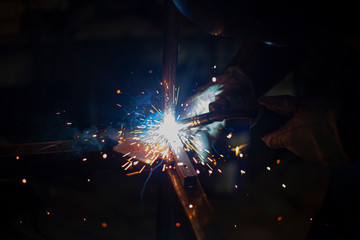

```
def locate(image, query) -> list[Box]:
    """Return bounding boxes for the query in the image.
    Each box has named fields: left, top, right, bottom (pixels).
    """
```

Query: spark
left=116, top=83, right=237, bottom=178
left=124, top=162, right=132, bottom=171
left=231, top=144, right=249, bottom=157
left=139, top=165, right=146, bottom=173
left=122, top=161, right=130, bottom=168
left=22, top=178, right=27, bottom=184
left=266, top=166, right=271, bottom=171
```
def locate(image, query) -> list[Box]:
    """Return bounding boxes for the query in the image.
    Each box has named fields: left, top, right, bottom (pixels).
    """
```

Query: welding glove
left=258, top=95, right=351, bottom=166
left=209, top=66, right=255, bottom=112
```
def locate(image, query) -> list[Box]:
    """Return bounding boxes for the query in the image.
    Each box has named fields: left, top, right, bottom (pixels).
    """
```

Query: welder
left=174, top=0, right=360, bottom=166
left=173, top=0, right=360, bottom=238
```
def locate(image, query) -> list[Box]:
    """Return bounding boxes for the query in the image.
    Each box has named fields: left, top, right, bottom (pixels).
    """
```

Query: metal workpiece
left=165, top=167, right=226, bottom=240
left=171, top=145, right=197, bottom=187
left=159, top=1, right=226, bottom=238
left=179, top=108, right=258, bottom=128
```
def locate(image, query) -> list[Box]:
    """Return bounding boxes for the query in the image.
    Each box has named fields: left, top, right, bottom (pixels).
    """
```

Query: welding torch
left=178, top=106, right=291, bottom=143
left=178, top=108, right=258, bottom=128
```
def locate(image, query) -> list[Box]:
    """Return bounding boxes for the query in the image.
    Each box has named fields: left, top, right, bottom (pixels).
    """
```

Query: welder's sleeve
left=258, top=95, right=356, bottom=166
left=208, top=66, right=255, bottom=112
left=209, top=41, right=304, bottom=112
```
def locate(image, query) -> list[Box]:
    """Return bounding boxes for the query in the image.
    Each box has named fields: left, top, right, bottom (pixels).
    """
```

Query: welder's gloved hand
left=209, top=66, right=255, bottom=112
left=258, top=95, right=351, bottom=166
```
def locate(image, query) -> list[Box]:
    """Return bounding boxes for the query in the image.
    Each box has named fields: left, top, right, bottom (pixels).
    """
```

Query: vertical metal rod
left=162, top=0, right=179, bottom=112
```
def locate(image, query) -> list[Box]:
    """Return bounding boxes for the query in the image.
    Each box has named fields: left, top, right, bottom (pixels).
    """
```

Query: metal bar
left=0, top=140, right=74, bottom=158
left=162, top=0, right=178, bottom=112
left=171, top=145, right=197, bottom=187
left=166, top=167, right=226, bottom=240
left=160, top=2, right=227, bottom=238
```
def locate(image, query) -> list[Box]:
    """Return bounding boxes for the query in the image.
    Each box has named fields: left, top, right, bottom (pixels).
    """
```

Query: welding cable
left=140, top=159, right=164, bottom=208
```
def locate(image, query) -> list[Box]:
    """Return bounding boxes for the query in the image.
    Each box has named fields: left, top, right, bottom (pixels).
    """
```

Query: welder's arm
left=208, top=66, right=255, bottom=112
left=258, top=95, right=358, bottom=165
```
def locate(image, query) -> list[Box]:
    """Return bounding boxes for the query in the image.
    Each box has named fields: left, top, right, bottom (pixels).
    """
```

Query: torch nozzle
left=178, top=108, right=258, bottom=128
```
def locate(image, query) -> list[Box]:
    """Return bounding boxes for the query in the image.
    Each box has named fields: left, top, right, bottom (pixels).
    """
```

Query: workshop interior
left=1, top=0, right=359, bottom=239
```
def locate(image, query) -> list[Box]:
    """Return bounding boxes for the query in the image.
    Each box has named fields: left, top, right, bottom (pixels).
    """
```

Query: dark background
left=0, top=0, right=359, bottom=239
